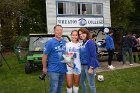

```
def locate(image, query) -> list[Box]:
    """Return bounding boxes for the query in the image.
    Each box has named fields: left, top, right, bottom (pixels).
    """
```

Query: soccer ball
left=97, top=75, right=104, bottom=82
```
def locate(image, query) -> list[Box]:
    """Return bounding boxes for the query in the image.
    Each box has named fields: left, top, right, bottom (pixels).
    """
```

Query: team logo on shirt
left=55, top=45, right=66, bottom=51
left=68, top=47, right=79, bottom=52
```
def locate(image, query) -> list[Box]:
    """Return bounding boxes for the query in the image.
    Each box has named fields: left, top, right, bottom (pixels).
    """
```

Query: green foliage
left=1, top=26, right=17, bottom=48
left=0, top=0, right=46, bottom=47
left=128, top=0, right=140, bottom=34
left=20, top=0, right=46, bottom=35
left=111, top=0, right=134, bottom=30
left=130, top=0, right=140, bottom=24
left=0, top=0, right=26, bottom=47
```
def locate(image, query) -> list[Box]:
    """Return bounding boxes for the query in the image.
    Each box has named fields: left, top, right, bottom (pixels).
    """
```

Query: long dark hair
left=78, top=28, right=90, bottom=40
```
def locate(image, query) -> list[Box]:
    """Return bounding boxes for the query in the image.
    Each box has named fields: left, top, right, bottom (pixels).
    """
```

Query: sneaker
left=108, top=65, right=114, bottom=70
left=110, top=65, right=115, bottom=69
left=108, top=65, right=111, bottom=68
left=129, top=64, right=133, bottom=66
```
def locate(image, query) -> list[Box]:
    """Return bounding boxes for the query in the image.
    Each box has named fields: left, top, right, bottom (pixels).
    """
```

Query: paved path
left=96, top=61, right=140, bottom=72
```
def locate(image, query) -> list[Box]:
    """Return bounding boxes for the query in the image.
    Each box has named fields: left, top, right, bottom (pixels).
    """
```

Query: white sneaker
left=129, top=64, right=133, bottom=66
left=110, top=65, right=115, bottom=69
left=108, top=65, right=115, bottom=70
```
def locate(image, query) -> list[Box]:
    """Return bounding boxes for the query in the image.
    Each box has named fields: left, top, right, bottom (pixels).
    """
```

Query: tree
left=110, top=0, right=133, bottom=30
left=0, top=0, right=25, bottom=47
left=0, top=0, right=46, bottom=48
left=128, top=0, right=140, bottom=34
left=20, top=0, right=46, bottom=35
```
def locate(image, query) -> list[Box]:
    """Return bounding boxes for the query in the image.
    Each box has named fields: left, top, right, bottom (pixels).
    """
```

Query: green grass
left=0, top=52, right=140, bottom=93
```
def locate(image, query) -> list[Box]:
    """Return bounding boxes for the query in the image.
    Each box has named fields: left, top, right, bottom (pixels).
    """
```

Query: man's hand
left=43, top=68, right=47, bottom=74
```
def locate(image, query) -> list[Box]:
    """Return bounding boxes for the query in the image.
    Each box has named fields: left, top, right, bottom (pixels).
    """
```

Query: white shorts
left=66, top=64, right=81, bottom=75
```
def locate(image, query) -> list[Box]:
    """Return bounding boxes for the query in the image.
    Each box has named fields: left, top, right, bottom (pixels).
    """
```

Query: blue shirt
left=106, top=35, right=115, bottom=50
left=79, top=39, right=99, bottom=69
left=43, top=38, right=67, bottom=73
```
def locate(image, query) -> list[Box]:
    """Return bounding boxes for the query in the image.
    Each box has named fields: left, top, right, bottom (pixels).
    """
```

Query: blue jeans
left=48, top=72, right=65, bottom=93
left=122, top=47, right=133, bottom=64
left=80, top=65, right=96, bottom=93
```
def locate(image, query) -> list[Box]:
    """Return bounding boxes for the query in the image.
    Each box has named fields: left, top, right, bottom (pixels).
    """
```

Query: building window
left=82, top=4, right=92, bottom=15
left=57, top=1, right=103, bottom=16
left=93, top=4, right=103, bottom=15
left=57, top=2, right=78, bottom=15
left=58, top=2, right=66, bottom=14
left=69, top=2, right=78, bottom=14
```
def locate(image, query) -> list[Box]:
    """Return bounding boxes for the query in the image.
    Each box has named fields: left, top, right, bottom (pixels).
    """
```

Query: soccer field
left=0, top=52, right=140, bottom=93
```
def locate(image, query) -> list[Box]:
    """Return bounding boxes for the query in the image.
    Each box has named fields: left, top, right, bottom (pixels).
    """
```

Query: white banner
left=57, top=17, right=104, bottom=27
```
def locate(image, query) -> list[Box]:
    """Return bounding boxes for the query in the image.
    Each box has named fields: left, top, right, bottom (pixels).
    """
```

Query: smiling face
left=79, top=32, right=87, bottom=40
left=54, top=25, right=63, bottom=39
left=71, top=30, right=78, bottom=43
left=78, top=28, right=90, bottom=41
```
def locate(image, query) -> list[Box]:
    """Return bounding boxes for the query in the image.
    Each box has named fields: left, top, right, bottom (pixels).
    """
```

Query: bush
left=0, top=26, right=17, bottom=49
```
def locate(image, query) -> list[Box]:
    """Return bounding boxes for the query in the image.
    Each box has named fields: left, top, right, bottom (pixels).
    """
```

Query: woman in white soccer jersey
left=66, top=30, right=81, bottom=93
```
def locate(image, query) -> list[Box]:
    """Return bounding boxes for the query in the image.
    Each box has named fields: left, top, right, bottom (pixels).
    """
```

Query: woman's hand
left=67, top=63, right=73, bottom=68
left=88, top=66, right=94, bottom=75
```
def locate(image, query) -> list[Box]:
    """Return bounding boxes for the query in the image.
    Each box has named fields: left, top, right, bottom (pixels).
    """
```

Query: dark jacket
left=122, top=36, right=133, bottom=48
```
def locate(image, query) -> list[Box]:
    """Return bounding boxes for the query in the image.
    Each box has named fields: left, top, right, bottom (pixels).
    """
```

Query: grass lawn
left=0, top=52, right=140, bottom=93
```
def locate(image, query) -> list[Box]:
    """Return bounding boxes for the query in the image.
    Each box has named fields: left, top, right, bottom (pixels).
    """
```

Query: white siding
left=46, top=0, right=111, bottom=35
left=46, top=0, right=56, bottom=34
left=103, top=0, right=111, bottom=27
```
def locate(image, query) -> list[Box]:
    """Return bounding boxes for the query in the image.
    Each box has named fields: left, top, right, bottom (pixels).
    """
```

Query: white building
left=46, top=0, right=111, bottom=35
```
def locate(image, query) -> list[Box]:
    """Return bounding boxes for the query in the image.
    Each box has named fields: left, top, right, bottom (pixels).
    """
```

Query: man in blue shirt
left=42, top=25, right=67, bottom=93
left=106, top=30, right=115, bottom=69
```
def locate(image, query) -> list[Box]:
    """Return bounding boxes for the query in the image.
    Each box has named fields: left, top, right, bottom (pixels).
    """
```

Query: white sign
left=57, top=17, right=104, bottom=27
